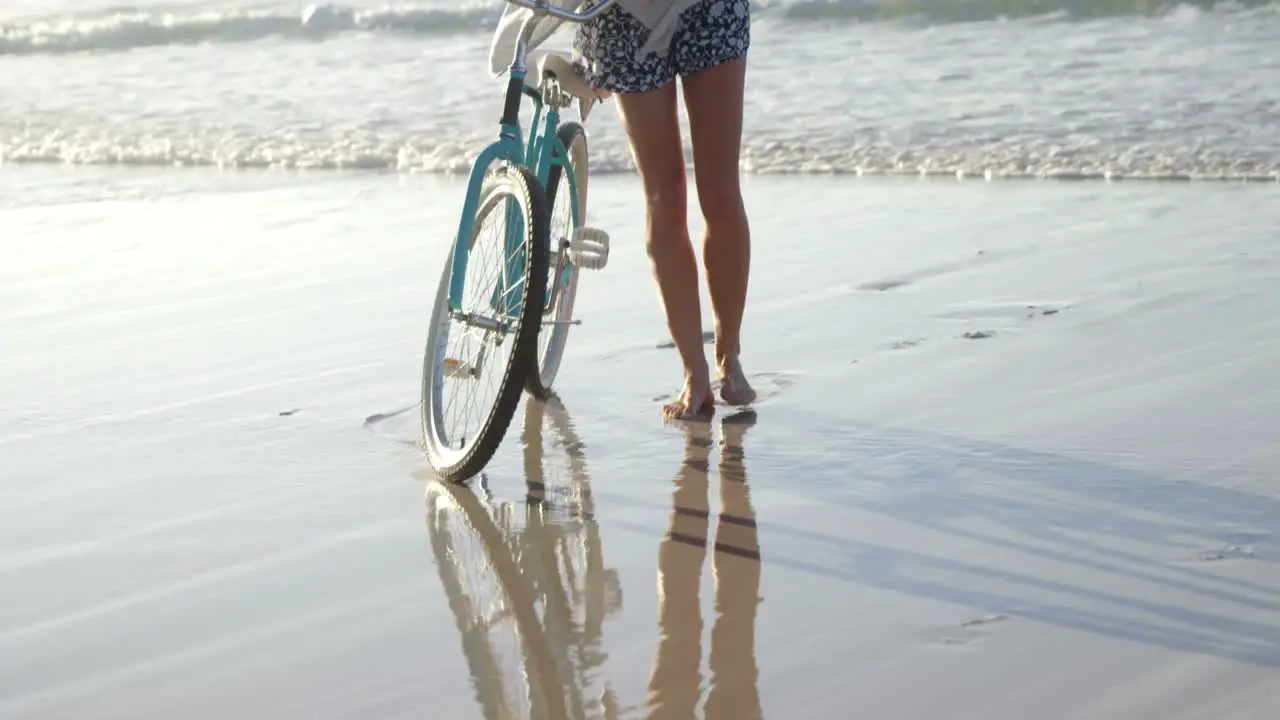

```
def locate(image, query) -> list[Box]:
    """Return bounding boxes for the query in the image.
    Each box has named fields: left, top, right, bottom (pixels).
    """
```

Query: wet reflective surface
left=424, top=380, right=1280, bottom=719
left=425, top=398, right=623, bottom=720
left=4, top=173, right=1279, bottom=719
left=425, top=399, right=764, bottom=720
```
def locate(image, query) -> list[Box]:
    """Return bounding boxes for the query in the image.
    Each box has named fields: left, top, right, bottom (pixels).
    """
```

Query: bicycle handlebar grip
left=505, top=0, right=618, bottom=23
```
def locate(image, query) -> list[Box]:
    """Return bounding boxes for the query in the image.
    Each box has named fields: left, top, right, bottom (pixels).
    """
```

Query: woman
left=575, top=0, right=756, bottom=421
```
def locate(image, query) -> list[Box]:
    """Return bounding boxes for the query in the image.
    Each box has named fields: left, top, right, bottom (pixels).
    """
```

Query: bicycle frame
left=446, top=1, right=608, bottom=317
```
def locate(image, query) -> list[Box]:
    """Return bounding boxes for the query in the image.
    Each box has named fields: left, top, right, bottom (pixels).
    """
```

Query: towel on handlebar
left=488, top=0, right=701, bottom=77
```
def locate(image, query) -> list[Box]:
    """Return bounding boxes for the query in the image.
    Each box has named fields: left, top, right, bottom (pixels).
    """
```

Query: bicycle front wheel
left=422, top=164, right=551, bottom=481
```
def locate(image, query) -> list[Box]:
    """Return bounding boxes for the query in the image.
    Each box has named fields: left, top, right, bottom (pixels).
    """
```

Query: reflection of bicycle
left=425, top=396, right=622, bottom=720
left=421, top=0, right=617, bottom=481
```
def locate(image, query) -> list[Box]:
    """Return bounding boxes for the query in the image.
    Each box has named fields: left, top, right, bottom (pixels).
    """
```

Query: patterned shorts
left=573, top=0, right=751, bottom=95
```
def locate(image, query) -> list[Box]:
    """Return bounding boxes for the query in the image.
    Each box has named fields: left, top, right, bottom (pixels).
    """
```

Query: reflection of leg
left=705, top=418, right=762, bottom=720
left=646, top=425, right=714, bottom=719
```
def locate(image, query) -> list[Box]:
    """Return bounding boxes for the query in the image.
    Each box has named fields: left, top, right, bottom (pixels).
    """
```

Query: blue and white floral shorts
left=573, top=0, right=751, bottom=95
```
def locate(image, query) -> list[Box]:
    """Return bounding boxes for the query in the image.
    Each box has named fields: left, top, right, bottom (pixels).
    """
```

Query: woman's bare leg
left=681, top=56, right=756, bottom=406
left=616, top=84, right=714, bottom=420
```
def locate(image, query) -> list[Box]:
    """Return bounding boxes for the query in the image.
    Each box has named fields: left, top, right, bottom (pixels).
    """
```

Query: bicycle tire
left=527, top=122, right=589, bottom=399
left=422, top=164, right=551, bottom=482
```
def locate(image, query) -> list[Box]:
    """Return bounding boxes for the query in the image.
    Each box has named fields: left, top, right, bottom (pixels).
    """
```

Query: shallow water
left=3, top=0, right=1279, bottom=179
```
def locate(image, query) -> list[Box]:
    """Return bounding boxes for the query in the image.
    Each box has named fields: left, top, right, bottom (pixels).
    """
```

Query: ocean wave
left=769, top=0, right=1276, bottom=23
left=0, top=3, right=494, bottom=56
left=2, top=0, right=1274, bottom=56
left=3, top=125, right=1276, bottom=182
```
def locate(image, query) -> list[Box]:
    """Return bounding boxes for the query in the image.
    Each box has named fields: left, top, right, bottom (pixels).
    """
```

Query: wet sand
left=3, top=166, right=1280, bottom=718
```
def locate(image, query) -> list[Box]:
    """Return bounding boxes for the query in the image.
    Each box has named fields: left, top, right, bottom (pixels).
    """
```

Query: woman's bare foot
left=663, top=369, right=715, bottom=422
left=716, top=356, right=757, bottom=407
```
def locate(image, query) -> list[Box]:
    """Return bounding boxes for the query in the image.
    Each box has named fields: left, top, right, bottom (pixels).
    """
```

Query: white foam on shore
left=3, top=125, right=1277, bottom=181
left=0, top=1, right=1254, bottom=56
left=3, top=1, right=1271, bottom=56
left=0, top=4, right=495, bottom=55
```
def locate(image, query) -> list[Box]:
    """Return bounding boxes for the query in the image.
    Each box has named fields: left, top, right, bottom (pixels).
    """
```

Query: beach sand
left=3, top=165, right=1280, bottom=719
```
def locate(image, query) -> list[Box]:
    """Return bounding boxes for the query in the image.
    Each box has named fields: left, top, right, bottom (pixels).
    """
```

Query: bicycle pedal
left=568, top=226, right=610, bottom=270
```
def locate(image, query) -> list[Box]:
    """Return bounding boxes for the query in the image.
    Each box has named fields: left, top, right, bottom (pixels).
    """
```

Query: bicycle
left=422, top=0, right=615, bottom=482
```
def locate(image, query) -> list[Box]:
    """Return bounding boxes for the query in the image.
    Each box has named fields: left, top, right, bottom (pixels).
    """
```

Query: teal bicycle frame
left=445, top=2, right=606, bottom=321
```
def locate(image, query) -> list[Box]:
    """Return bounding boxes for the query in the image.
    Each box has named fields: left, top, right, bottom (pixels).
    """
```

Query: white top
left=488, top=0, right=701, bottom=77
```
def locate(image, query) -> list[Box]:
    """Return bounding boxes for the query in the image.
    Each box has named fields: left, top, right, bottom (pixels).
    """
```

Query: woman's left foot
left=716, top=357, right=757, bottom=406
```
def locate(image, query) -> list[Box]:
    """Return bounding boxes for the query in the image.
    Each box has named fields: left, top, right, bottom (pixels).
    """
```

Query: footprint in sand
left=1179, top=535, right=1268, bottom=564
left=924, top=613, right=1011, bottom=648
left=735, top=372, right=795, bottom=403
left=1161, top=528, right=1274, bottom=567
left=859, top=278, right=913, bottom=292
left=936, top=302, right=1069, bottom=322
left=362, top=403, right=422, bottom=449
left=1196, top=546, right=1259, bottom=562
left=1028, top=306, right=1062, bottom=318
left=871, top=326, right=996, bottom=362
left=889, top=337, right=928, bottom=350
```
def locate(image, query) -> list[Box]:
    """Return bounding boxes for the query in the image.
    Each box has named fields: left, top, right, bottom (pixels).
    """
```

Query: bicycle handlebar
left=503, top=0, right=618, bottom=23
